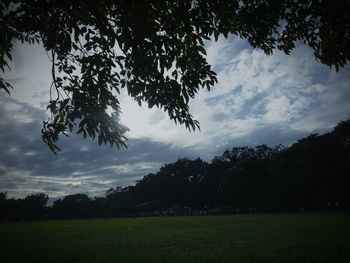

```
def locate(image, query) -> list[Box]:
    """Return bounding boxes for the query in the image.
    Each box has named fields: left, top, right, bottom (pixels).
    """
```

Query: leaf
left=197, top=45, right=207, bottom=55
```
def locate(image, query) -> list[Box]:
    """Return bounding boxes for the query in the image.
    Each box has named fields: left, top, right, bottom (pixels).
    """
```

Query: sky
left=1, top=36, right=350, bottom=199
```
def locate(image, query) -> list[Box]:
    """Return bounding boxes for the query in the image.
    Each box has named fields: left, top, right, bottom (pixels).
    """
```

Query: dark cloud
left=204, top=86, right=242, bottom=107
left=211, top=112, right=230, bottom=122
left=233, top=94, right=267, bottom=119
left=0, top=94, right=347, bottom=199
left=4, top=77, right=26, bottom=84
left=2, top=37, right=349, bottom=203
left=0, top=95, right=196, bottom=198
left=148, top=110, right=165, bottom=124
left=201, top=123, right=314, bottom=160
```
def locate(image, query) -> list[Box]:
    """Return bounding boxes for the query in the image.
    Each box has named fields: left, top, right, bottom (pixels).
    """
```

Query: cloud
left=1, top=37, right=349, bottom=199
left=3, top=42, right=52, bottom=109
left=113, top=37, right=349, bottom=155
left=186, top=38, right=350, bottom=148
left=0, top=95, right=197, bottom=198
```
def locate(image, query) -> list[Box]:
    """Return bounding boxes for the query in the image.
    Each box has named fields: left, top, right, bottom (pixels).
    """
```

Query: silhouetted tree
left=0, top=192, right=8, bottom=219
left=269, top=121, right=350, bottom=211
left=22, top=193, right=49, bottom=219
left=134, top=158, right=208, bottom=207
left=1, top=1, right=349, bottom=152
left=0, top=193, right=48, bottom=220
left=104, top=186, right=136, bottom=215
left=209, top=145, right=282, bottom=211
left=52, top=193, right=92, bottom=218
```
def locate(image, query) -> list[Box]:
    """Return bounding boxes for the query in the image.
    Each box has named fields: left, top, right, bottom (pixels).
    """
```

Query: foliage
left=1, top=0, right=349, bottom=152
left=0, top=193, right=48, bottom=220
left=51, top=193, right=92, bottom=218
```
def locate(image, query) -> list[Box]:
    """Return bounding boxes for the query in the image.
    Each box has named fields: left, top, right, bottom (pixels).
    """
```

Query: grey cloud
left=204, top=86, right=242, bottom=107
left=1, top=39, right=350, bottom=199
left=4, top=77, right=26, bottom=84
left=206, top=36, right=252, bottom=72
left=0, top=95, right=198, bottom=198
left=211, top=112, right=230, bottom=122
left=233, top=93, right=267, bottom=119
left=210, top=123, right=316, bottom=158
left=148, top=110, right=165, bottom=124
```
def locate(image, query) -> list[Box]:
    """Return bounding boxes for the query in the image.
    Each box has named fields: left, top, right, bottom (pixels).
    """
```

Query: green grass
left=0, top=213, right=350, bottom=262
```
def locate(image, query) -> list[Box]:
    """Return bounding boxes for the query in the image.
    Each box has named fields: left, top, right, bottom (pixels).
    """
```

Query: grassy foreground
left=0, top=213, right=349, bottom=262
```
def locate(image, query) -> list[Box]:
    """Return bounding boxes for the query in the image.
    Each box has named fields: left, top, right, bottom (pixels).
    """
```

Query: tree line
left=1, top=120, right=349, bottom=220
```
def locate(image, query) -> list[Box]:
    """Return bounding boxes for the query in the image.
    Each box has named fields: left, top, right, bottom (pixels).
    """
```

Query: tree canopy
left=1, top=0, right=349, bottom=152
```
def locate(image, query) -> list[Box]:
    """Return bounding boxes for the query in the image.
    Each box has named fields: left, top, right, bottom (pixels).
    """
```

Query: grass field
left=0, top=213, right=349, bottom=262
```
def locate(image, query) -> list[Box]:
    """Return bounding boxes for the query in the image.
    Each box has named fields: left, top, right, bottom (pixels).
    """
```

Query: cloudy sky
left=1, top=36, right=349, bottom=199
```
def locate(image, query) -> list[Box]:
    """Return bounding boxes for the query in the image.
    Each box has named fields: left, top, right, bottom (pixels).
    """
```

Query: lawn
left=0, top=213, right=349, bottom=262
